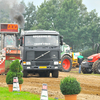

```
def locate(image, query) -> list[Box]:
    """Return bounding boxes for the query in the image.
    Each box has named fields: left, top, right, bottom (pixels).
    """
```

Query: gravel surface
left=0, top=68, right=100, bottom=100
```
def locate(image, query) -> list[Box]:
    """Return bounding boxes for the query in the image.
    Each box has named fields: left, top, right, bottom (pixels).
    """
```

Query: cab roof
left=21, top=30, right=60, bottom=36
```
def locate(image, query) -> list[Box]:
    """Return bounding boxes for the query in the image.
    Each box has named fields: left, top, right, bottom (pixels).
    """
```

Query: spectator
left=78, top=53, right=84, bottom=73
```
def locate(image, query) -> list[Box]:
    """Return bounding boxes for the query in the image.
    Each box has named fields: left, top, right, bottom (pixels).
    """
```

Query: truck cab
left=20, top=30, right=63, bottom=77
left=0, top=23, right=20, bottom=74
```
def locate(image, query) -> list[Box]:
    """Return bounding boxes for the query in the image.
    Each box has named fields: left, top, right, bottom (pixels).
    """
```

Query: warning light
left=0, top=23, right=18, bottom=33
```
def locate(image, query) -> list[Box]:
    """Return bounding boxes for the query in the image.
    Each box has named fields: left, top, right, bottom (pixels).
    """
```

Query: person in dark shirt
left=78, top=53, right=84, bottom=73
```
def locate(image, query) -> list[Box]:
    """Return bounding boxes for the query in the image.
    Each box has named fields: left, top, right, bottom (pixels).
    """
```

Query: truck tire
left=23, top=70, right=28, bottom=77
left=81, top=67, right=92, bottom=74
left=52, top=70, right=58, bottom=78
left=61, top=55, right=72, bottom=72
left=92, top=60, right=100, bottom=74
left=45, top=71, right=50, bottom=77
left=39, top=72, right=45, bottom=77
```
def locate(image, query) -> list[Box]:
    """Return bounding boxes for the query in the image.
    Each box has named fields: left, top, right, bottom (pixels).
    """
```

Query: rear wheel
left=92, top=60, right=98, bottom=74
left=52, top=70, right=58, bottom=78
left=61, top=55, right=72, bottom=72
left=92, top=60, right=100, bottom=74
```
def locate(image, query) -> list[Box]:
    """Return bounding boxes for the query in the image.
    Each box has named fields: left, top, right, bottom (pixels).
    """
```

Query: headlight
left=54, top=61, right=58, bottom=65
left=88, top=57, right=93, bottom=61
left=26, top=62, right=31, bottom=65
left=23, top=61, right=31, bottom=65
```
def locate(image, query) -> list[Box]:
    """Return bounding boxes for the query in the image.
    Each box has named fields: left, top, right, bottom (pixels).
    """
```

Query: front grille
left=35, top=51, right=50, bottom=60
left=26, top=51, right=59, bottom=61
left=27, top=51, right=34, bottom=60
left=35, top=61, right=50, bottom=66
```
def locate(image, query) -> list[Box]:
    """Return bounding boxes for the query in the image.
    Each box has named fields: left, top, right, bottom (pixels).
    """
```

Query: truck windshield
left=4, top=35, right=16, bottom=47
left=25, top=35, right=59, bottom=46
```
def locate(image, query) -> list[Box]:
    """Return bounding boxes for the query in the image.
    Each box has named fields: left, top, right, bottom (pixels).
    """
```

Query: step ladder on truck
left=0, top=23, right=20, bottom=75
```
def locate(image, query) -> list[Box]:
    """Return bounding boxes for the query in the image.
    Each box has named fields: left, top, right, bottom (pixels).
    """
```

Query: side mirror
left=60, top=35, right=63, bottom=46
left=20, top=37, right=23, bottom=46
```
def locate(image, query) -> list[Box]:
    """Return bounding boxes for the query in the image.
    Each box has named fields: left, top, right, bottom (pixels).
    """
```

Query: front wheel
left=23, top=70, right=28, bottom=77
left=61, top=55, right=72, bottom=72
left=52, top=70, right=58, bottom=78
left=81, top=67, right=92, bottom=74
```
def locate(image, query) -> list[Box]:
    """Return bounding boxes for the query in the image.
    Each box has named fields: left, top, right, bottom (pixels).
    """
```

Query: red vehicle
left=0, top=23, right=20, bottom=74
left=81, top=44, right=100, bottom=74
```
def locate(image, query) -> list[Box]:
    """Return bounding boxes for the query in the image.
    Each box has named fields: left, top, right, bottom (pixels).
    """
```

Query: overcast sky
left=20, top=0, right=100, bottom=16
left=82, top=0, right=100, bottom=16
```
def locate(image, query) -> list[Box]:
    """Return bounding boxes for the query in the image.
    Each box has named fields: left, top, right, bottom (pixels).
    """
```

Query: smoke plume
left=10, top=4, right=25, bottom=28
left=0, top=0, right=25, bottom=28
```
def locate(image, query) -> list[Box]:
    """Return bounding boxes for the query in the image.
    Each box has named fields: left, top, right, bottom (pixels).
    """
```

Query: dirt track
left=0, top=68, right=100, bottom=100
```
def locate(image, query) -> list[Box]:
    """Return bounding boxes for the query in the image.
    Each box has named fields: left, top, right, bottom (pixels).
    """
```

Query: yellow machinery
left=61, top=43, right=80, bottom=72
left=71, top=52, right=80, bottom=67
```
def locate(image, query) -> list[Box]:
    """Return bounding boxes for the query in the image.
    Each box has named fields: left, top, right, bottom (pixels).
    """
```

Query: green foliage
left=60, top=76, right=81, bottom=95
left=18, top=78, right=23, bottom=84
left=6, top=59, right=23, bottom=84
left=6, top=71, right=16, bottom=84
left=0, top=1, right=11, bottom=23
left=23, top=2, right=37, bottom=30
left=82, top=48, right=96, bottom=59
left=55, top=0, right=80, bottom=47
left=10, top=59, right=22, bottom=72
left=33, top=0, right=60, bottom=30
left=17, top=72, right=23, bottom=78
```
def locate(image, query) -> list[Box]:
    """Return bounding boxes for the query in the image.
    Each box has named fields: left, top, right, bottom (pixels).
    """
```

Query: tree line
left=0, top=0, right=100, bottom=52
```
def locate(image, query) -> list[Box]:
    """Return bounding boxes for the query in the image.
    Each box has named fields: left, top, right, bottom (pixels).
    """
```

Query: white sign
left=13, top=77, right=20, bottom=92
left=74, top=52, right=80, bottom=59
left=40, top=83, right=48, bottom=100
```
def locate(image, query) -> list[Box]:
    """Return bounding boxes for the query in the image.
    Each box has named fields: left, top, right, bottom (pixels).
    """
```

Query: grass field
left=0, top=87, right=60, bottom=100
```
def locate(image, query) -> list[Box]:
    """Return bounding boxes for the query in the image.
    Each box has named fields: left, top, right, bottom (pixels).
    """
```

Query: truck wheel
left=61, top=55, right=72, bottom=72
left=81, top=67, right=92, bottom=74
left=52, top=70, right=58, bottom=78
left=39, top=72, right=45, bottom=77
left=23, top=70, right=28, bottom=77
left=45, top=71, right=50, bottom=77
left=92, top=60, right=100, bottom=74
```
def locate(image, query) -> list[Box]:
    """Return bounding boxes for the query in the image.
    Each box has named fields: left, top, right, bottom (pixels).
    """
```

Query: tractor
left=61, top=43, right=80, bottom=72
left=81, top=44, right=100, bottom=74
left=0, top=23, right=20, bottom=74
